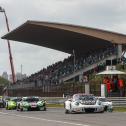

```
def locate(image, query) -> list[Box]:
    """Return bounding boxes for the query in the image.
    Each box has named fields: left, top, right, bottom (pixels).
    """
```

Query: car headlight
left=23, top=102, right=29, bottom=106
left=97, top=100, right=101, bottom=105
left=99, top=102, right=101, bottom=105
left=10, top=102, right=16, bottom=106
left=74, top=102, right=79, bottom=106
left=38, top=101, right=45, bottom=106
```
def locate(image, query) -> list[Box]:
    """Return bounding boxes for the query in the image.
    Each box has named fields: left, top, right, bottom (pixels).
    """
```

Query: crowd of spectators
left=103, top=76, right=125, bottom=97
left=15, top=47, right=117, bottom=87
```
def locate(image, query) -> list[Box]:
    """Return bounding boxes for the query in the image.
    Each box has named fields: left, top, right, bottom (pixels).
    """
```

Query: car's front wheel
left=17, top=104, right=20, bottom=111
left=19, top=106, right=23, bottom=111
left=65, top=109, right=69, bottom=114
left=6, top=104, right=8, bottom=110
left=43, top=107, right=46, bottom=111
left=100, top=110, right=104, bottom=113
left=20, top=108, right=23, bottom=111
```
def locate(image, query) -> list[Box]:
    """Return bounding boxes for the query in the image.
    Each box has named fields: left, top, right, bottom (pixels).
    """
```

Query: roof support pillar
left=117, top=44, right=122, bottom=58
left=85, top=83, right=90, bottom=94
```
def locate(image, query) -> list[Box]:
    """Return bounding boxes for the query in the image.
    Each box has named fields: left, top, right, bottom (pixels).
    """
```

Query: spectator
left=118, top=78, right=124, bottom=97
left=106, top=79, right=111, bottom=97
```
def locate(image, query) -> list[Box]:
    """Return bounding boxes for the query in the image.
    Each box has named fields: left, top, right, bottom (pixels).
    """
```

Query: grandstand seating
left=10, top=46, right=117, bottom=89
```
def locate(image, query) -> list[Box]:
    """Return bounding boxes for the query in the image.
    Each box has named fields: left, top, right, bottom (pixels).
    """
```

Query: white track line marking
left=0, top=112, right=90, bottom=126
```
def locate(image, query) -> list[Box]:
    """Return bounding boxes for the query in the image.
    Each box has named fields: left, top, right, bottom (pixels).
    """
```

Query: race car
left=64, top=94, right=104, bottom=113
left=17, top=97, right=46, bottom=111
left=0, top=96, right=5, bottom=108
left=6, top=97, right=22, bottom=110
left=98, top=97, right=113, bottom=112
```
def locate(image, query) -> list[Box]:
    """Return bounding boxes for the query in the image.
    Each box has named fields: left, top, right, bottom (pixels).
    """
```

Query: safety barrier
left=108, top=97, right=126, bottom=106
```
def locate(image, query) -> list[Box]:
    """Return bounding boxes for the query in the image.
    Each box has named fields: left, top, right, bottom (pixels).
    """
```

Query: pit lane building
left=2, top=21, right=126, bottom=97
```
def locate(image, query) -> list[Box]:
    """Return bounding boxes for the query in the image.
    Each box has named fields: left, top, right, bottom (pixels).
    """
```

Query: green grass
left=113, top=107, right=126, bottom=112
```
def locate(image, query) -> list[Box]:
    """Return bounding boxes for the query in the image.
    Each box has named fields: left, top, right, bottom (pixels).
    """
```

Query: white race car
left=98, top=97, right=113, bottom=112
left=64, top=94, right=104, bottom=113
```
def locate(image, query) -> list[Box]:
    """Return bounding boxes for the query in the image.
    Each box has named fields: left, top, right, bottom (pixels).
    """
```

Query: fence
left=4, top=81, right=126, bottom=97
left=5, top=82, right=85, bottom=97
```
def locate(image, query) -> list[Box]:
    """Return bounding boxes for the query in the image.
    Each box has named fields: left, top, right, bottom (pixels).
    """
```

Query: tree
left=0, top=76, right=9, bottom=86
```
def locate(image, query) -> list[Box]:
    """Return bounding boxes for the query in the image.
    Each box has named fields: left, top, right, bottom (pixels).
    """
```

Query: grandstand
left=2, top=20, right=126, bottom=97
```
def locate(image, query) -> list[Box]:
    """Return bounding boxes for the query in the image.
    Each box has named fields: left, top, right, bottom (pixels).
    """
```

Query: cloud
left=0, top=0, right=126, bottom=76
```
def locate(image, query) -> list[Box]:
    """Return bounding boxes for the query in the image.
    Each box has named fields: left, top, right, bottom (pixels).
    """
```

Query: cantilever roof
left=2, top=20, right=126, bottom=54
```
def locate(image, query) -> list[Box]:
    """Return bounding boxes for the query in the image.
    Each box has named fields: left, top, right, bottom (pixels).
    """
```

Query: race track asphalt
left=0, top=108, right=126, bottom=126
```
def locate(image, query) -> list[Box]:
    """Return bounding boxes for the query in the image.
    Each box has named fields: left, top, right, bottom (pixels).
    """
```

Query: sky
left=0, top=0, right=126, bottom=76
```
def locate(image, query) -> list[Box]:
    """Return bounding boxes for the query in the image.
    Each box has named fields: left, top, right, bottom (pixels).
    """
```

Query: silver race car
left=64, top=94, right=104, bottom=113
